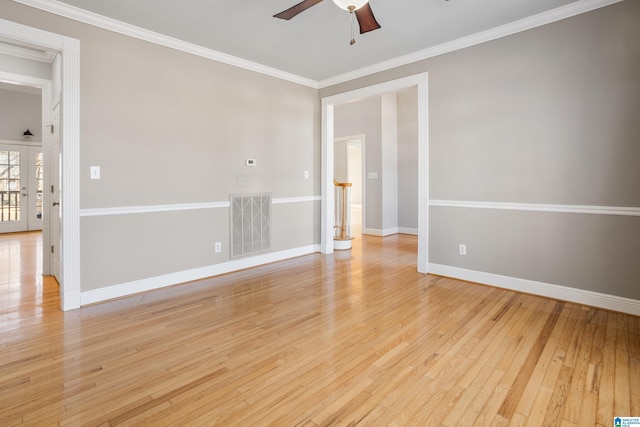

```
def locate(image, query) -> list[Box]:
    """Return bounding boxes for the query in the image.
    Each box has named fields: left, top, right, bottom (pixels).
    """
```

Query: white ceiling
left=11, top=0, right=608, bottom=84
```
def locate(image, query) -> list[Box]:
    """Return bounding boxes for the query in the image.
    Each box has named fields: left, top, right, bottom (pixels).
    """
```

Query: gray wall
left=334, top=91, right=419, bottom=233
left=323, top=1, right=640, bottom=300
left=2, top=0, right=638, bottom=303
left=1, top=0, right=320, bottom=292
left=0, top=88, right=42, bottom=142
left=335, top=97, right=383, bottom=231
left=397, top=88, right=418, bottom=230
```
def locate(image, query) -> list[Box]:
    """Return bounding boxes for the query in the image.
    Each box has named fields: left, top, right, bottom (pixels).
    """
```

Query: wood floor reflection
left=0, top=233, right=638, bottom=426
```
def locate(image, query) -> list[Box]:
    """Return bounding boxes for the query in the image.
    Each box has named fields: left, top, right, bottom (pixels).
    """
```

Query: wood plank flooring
left=0, top=232, right=638, bottom=426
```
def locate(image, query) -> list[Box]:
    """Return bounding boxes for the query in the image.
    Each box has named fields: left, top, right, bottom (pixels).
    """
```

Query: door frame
left=321, top=73, right=429, bottom=273
left=0, top=18, right=81, bottom=311
left=334, top=135, right=365, bottom=237
left=0, top=141, right=44, bottom=233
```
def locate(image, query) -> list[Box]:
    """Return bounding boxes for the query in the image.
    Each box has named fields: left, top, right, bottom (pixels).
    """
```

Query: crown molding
left=318, top=0, right=624, bottom=88
left=11, top=0, right=623, bottom=90
left=11, top=0, right=319, bottom=89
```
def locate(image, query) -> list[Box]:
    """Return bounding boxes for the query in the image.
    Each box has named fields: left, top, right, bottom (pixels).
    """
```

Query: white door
left=50, top=103, right=61, bottom=282
left=0, top=144, right=43, bottom=233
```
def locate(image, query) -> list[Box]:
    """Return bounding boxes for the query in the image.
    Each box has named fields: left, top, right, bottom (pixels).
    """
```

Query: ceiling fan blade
left=354, top=3, right=381, bottom=34
left=274, top=0, right=324, bottom=20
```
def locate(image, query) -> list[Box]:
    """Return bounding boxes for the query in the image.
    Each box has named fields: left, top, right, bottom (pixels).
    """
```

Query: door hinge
left=51, top=185, right=54, bottom=193
left=51, top=245, right=54, bottom=254
left=50, top=124, right=54, bottom=134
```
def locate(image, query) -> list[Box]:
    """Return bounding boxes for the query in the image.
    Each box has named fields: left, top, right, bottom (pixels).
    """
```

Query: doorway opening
left=334, top=136, right=364, bottom=239
left=0, top=18, right=81, bottom=310
left=321, top=73, right=429, bottom=273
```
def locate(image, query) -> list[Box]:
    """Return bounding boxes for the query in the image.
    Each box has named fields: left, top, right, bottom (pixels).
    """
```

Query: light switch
left=90, top=166, right=100, bottom=180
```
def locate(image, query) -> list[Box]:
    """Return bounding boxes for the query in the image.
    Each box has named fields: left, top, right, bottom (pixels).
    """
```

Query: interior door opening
left=321, top=73, right=428, bottom=272
left=334, top=137, right=364, bottom=239
left=0, top=70, right=54, bottom=307
left=1, top=18, right=81, bottom=311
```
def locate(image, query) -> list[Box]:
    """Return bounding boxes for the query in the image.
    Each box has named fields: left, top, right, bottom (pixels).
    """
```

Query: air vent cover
left=230, top=193, right=271, bottom=257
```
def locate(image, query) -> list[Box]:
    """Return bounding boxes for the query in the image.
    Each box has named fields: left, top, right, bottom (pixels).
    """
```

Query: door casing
left=321, top=73, right=429, bottom=273
left=0, top=18, right=81, bottom=311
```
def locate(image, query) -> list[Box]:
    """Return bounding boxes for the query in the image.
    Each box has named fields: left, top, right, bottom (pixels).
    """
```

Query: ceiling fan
left=274, top=0, right=381, bottom=45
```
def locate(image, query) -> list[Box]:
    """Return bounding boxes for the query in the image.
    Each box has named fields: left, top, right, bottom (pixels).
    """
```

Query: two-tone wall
left=1, top=0, right=638, bottom=313
left=322, top=0, right=640, bottom=310
left=1, top=0, right=320, bottom=304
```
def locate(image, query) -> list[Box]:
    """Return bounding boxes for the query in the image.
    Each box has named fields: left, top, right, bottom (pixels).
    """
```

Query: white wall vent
left=230, top=193, right=271, bottom=257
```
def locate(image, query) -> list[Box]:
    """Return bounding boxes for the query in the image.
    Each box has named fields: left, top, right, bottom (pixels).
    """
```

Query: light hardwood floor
left=0, top=232, right=638, bottom=426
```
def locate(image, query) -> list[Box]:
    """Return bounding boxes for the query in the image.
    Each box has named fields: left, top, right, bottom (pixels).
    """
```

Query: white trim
left=81, top=244, right=320, bottom=306
left=60, top=35, right=81, bottom=312
left=334, top=134, right=366, bottom=238
left=428, top=263, right=640, bottom=317
left=0, top=139, right=43, bottom=147
left=363, top=228, right=402, bottom=237
left=398, top=227, right=418, bottom=235
left=0, top=20, right=81, bottom=311
left=12, top=0, right=318, bottom=89
left=322, top=73, right=429, bottom=274
left=80, top=202, right=230, bottom=217
left=0, top=42, right=55, bottom=63
left=363, top=227, right=419, bottom=237
left=12, top=0, right=618, bottom=88
left=318, top=0, right=623, bottom=88
left=272, top=196, right=321, bottom=205
left=429, top=200, right=640, bottom=217
left=78, top=196, right=321, bottom=217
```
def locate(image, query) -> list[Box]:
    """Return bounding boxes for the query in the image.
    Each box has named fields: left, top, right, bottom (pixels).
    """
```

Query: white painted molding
left=0, top=139, right=43, bottom=147
left=80, top=201, right=230, bottom=217
left=60, top=34, right=81, bottom=311
left=81, top=244, right=320, bottom=306
left=398, top=227, right=418, bottom=236
left=319, top=0, right=623, bottom=88
left=428, top=263, right=640, bottom=317
left=272, top=196, right=321, bottom=205
left=322, top=73, right=429, bottom=267
left=363, top=229, right=383, bottom=237
left=79, top=196, right=321, bottom=217
left=13, top=0, right=619, bottom=88
left=12, top=0, right=318, bottom=89
left=429, top=200, right=640, bottom=217
left=0, top=41, right=54, bottom=63
left=363, top=227, right=418, bottom=236
left=0, top=18, right=82, bottom=311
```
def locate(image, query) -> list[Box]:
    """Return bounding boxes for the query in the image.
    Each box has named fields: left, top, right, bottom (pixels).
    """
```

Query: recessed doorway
left=334, top=136, right=364, bottom=238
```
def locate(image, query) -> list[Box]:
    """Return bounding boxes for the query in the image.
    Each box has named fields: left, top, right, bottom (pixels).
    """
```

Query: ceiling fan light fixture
left=332, top=0, right=368, bottom=12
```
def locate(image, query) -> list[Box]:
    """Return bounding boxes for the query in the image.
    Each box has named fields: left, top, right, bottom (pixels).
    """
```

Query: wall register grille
left=230, top=193, right=271, bottom=257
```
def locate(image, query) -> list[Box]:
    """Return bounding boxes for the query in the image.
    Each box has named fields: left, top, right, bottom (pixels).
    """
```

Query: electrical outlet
left=215, top=242, right=222, bottom=253
left=459, top=244, right=467, bottom=256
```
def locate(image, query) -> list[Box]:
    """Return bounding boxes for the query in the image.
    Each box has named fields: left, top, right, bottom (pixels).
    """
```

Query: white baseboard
left=81, top=245, right=320, bottom=306
left=60, top=288, right=81, bottom=312
left=398, top=227, right=418, bottom=235
left=364, top=227, right=418, bottom=236
left=428, top=263, right=640, bottom=316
